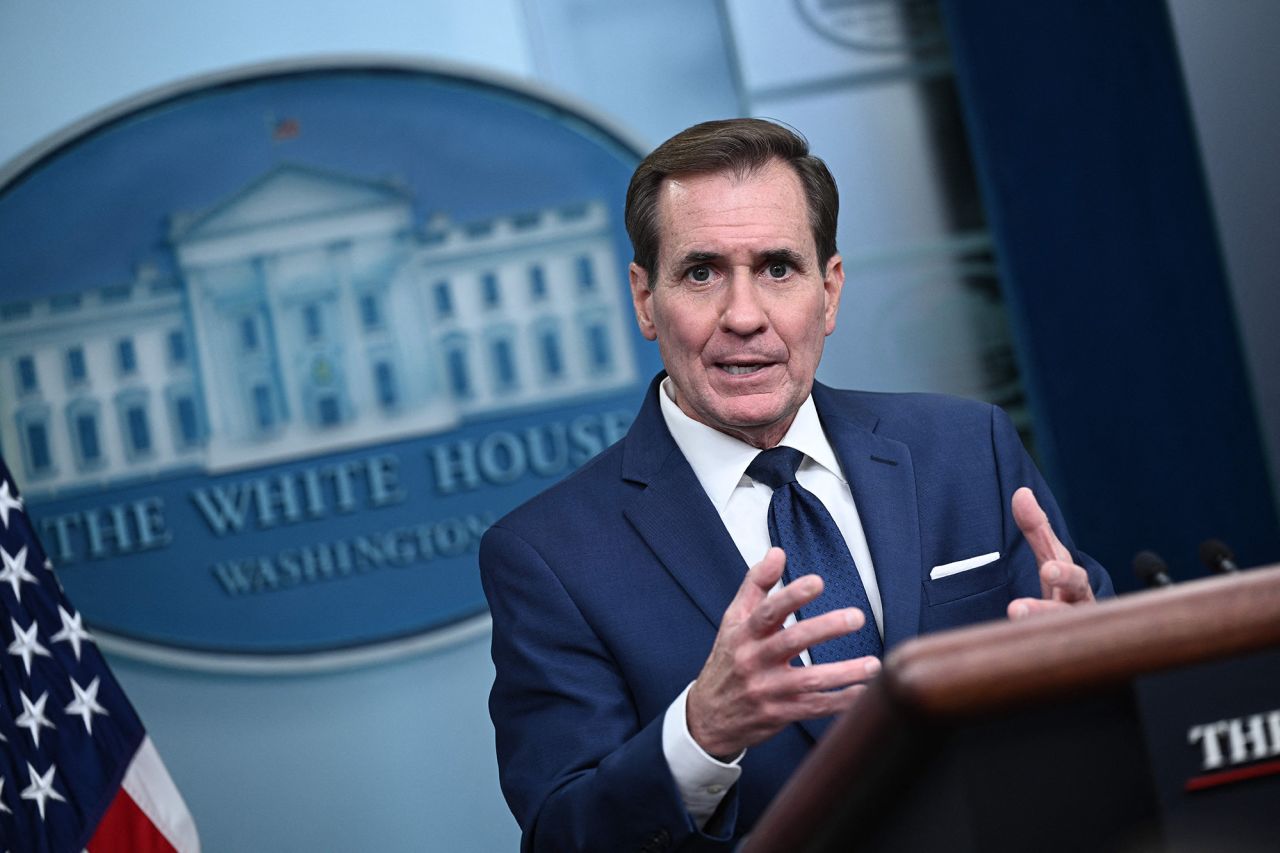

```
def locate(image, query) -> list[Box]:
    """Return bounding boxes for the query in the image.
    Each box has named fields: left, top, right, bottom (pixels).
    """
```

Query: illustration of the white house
left=0, top=164, right=636, bottom=495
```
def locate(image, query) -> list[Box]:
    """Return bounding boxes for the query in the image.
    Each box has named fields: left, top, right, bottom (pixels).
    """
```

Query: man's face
left=630, top=159, right=843, bottom=449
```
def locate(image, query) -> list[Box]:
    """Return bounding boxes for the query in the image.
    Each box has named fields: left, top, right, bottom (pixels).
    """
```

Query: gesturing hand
left=1007, top=487, right=1096, bottom=620
left=685, top=547, right=881, bottom=759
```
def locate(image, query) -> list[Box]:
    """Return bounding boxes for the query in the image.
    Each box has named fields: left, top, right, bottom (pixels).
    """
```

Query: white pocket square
left=929, top=551, right=1001, bottom=580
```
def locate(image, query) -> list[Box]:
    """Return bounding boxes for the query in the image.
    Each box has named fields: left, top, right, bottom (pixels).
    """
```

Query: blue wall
left=109, top=629, right=509, bottom=851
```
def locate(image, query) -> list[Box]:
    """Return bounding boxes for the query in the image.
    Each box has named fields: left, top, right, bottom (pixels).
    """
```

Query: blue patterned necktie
left=746, top=446, right=883, bottom=663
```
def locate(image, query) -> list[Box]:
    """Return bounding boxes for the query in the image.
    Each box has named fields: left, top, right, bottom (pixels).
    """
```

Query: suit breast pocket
left=923, top=556, right=1008, bottom=606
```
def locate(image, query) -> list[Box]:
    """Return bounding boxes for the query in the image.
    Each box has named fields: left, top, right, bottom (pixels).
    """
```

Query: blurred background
left=1, top=1, right=1276, bottom=849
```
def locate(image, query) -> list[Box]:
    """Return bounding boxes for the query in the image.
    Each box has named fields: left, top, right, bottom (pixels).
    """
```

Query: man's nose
left=718, top=271, right=767, bottom=335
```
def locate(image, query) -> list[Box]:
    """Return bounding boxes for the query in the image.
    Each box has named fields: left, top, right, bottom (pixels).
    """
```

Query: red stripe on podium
left=1185, top=757, right=1280, bottom=792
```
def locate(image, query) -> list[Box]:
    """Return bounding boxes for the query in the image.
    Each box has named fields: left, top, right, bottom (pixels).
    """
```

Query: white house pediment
left=174, top=165, right=410, bottom=244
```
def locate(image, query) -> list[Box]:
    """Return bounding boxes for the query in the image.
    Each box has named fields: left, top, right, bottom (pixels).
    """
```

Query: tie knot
left=746, top=446, right=805, bottom=490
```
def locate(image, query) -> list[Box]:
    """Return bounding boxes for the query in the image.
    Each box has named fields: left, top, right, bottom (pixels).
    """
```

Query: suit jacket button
left=640, top=828, right=671, bottom=851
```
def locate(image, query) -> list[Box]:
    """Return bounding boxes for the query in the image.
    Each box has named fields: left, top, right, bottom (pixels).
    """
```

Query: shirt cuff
left=661, top=682, right=744, bottom=829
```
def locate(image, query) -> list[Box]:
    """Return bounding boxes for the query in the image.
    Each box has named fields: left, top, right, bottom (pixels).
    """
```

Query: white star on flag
left=8, top=616, right=52, bottom=675
left=0, top=459, right=200, bottom=849
left=0, top=543, right=38, bottom=602
left=65, top=676, right=110, bottom=734
left=20, top=761, right=68, bottom=821
left=0, top=479, right=22, bottom=528
left=51, top=604, right=94, bottom=661
left=16, top=689, right=57, bottom=748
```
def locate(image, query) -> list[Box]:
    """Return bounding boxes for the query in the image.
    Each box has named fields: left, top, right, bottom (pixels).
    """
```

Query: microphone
left=1198, top=538, right=1240, bottom=574
left=1133, top=550, right=1174, bottom=588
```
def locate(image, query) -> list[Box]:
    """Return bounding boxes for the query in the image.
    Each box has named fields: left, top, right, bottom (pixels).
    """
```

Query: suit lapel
left=814, top=386, right=923, bottom=651
left=621, top=376, right=748, bottom=631
left=624, top=463, right=748, bottom=630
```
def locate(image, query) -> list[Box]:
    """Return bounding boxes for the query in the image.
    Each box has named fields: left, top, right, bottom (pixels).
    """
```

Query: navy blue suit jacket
left=480, top=375, right=1113, bottom=852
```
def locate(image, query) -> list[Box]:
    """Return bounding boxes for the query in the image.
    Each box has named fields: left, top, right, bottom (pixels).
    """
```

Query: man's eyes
left=679, top=261, right=795, bottom=283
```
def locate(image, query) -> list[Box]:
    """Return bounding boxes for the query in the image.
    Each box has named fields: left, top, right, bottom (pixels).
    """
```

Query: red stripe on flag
left=87, top=787, right=179, bottom=853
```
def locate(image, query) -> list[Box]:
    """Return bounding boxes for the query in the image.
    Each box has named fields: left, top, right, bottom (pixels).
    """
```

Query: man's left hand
left=1007, top=486, right=1096, bottom=620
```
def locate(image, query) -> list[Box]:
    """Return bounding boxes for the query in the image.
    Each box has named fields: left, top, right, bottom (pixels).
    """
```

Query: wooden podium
left=743, top=564, right=1280, bottom=853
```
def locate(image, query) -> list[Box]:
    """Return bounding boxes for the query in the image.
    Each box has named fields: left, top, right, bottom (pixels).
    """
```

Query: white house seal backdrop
left=0, top=60, right=658, bottom=662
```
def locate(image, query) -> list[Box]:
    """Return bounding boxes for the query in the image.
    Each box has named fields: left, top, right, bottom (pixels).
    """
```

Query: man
left=480, top=118, right=1113, bottom=851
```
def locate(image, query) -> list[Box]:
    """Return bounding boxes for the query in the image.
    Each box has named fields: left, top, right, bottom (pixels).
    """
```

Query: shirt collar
left=658, top=376, right=846, bottom=513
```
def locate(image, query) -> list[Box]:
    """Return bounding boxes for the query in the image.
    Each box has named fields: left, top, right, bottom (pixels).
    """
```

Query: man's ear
left=630, top=262, right=658, bottom=341
left=822, top=254, right=844, bottom=336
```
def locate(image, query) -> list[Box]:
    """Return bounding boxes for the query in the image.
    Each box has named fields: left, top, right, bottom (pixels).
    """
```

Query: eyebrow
left=760, top=248, right=807, bottom=269
left=665, top=250, right=721, bottom=279
left=668, top=247, right=808, bottom=275
left=673, top=250, right=722, bottom=268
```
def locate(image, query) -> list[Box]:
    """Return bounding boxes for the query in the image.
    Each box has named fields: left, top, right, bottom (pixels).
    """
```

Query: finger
left=760, top=655, right=880, bottom=696
left=748, top=574, right=825, bottom=635
left=1007, top=596, right=1069, bottom=620
left=747, top=546, right=787, bottom=592
left=784, top=655, right=881, bottom=692
left=727, top=547, right=788, bottom=621
left=776, top=681, right=870, bottom=721
left=1012, top=487, right=1073, bottom=571
left=757, top=657, right=882, bottom=720
left=758, top=607, right=863, bottom=662
left=1041, top=560, right=1095, bottom=604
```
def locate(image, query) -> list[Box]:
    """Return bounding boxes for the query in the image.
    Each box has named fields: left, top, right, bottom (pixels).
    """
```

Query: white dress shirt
left=656, top=378, right=883, bottom=827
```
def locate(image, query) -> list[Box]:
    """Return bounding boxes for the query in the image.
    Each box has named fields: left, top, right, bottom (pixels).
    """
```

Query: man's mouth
left=718, top=363, right=769, bottom=375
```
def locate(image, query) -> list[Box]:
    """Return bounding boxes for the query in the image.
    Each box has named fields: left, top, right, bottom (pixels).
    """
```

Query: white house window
left=27, top=422, right=52, bottom=473
left=490, top=336, right=518, bottom=391
left=360, top=293, right=382, bottom=330
left=444, top=336, right=471, bottom=399
left=586, top=321, right=612, bottom=371
left=317, top=394, right=341, bottom=427
left=167, top=387, right=204, bottom=450
left=168, top=329, right=187, bottom=365
left=16, top=407, right=54, bottom=478
left=303, top=303, right=323, bottom=341
left=241, top=316, right=260, bottom=352
left=482, top=273, right=501, bottom=309
left=15, top=355, right=38, bottom=394
left=117, top=393, right=152, bottom=459
left=529, top=266, right=548, bottom=302
left=536, top=321, right=564, bottom=380
left=434, top=281, right=454, bottom=319
left=374, top=361, right=398, bottom=409
left=66, top=347, right=88, bottom=386
left=576, top=255, right=596, bottom=292
left=66, top=400, right=105, bottom=471
left=117, top=338, right=137, bottom=375
left=252, top=384, right=275, bottom=430
left=126, top=406, right=150, bottom=453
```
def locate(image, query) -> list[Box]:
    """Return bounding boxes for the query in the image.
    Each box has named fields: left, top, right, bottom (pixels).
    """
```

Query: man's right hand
left=686, top=547, right=881, bottom=760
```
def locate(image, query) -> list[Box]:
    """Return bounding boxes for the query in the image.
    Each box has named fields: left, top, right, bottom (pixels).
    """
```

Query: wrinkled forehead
left=655, top=158, right=781, bottom=211
left=652, top=161, right=815, bottom=260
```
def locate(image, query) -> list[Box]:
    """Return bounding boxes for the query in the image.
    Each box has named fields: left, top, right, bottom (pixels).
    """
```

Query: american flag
left=0, top=456, right=199, bottom=852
